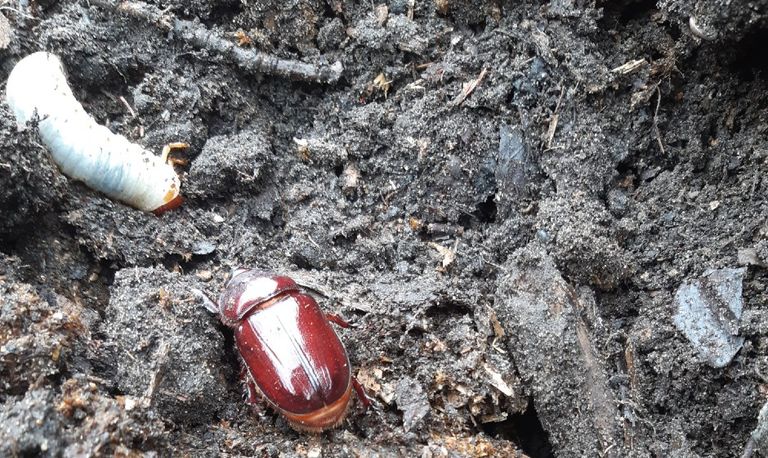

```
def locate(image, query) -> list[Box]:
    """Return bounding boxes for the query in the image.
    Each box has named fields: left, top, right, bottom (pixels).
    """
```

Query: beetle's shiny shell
left=218, top=271, right=352, bottom=431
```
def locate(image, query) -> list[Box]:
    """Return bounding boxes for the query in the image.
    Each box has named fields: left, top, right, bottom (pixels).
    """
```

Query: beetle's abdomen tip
left=152, top=194, right=183, bottom=215
left=283, top=384, right=353, bottom=433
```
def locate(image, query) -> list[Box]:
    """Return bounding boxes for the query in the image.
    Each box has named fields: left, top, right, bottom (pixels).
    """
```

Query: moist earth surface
left=1, top=1, right=767, bottom=457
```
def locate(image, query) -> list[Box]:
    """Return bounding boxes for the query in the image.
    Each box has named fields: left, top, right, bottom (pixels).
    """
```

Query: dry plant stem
left=91, top=0, right=343, bottom=84
left=566, top=286, right=619, bottom=454
left=449, top=67, right=488, bottom=106
left=653, top=86, right=666, bottom=155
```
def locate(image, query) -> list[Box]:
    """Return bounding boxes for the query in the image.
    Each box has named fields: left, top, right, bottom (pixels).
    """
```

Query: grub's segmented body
left=5, top=52, right=181, bottom=213
left=212, top=270, right=368, bottom=432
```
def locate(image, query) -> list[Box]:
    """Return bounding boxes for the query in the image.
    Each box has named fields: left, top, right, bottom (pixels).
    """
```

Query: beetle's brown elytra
left=206, top=270, right=370, bottom=432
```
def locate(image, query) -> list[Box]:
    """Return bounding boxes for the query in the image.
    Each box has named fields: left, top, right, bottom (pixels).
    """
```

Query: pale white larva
left=5, top=51, right=184, bottom=213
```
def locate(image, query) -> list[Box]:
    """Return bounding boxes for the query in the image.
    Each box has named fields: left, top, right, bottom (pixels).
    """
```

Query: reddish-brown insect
left=202, top=270, right=369, bottom=432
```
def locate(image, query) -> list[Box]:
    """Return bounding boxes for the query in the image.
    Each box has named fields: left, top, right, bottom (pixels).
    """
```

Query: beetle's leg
left=160, top=142, right=190, bottom=165
left=325, top=313, right=351, bottom=328
left=239, top=365, right=272, bottom=419
left=352, top=376, right=371, bottom=410
left=240, top=365, right=261, bottom=406
left=192, top=288, right=219, bottom=314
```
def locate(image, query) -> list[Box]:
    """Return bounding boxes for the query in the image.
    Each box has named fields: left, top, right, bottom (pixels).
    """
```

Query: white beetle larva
left=5, top=51, right=184, bottom=213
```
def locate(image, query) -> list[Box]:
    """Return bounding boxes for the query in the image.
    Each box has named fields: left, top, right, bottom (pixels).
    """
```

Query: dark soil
left=1, top=0, right=768, bottom=456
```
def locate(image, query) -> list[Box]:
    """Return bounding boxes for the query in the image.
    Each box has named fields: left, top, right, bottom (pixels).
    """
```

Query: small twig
left=85, top=374, right=112, bottom=385
left=91, top=0, right=343, bottom=84
left=653, top=85, right=666, bottom=155
left=480, top=256, right=507, bottom=273
left=0, top=5, right=36, bottom=21
left=545, top=84, right=565, bottom=149
left=610, top=58, right=647, bottom=75
left=449, top=67, right=488, bottom=106
left=142, top=341, right=170, bottom=407
left=118, top=95, right=137, bottom=118
left=306, top=234, right=321, bottom=249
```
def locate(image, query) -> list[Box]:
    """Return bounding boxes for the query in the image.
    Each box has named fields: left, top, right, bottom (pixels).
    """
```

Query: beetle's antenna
left=192, top=288, right=219, bottom=314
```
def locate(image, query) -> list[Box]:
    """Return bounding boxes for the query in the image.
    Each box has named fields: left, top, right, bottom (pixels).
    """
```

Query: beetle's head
left=218, top=270, right=300, bottom=326
left=227, top=267, right=250, bottom=284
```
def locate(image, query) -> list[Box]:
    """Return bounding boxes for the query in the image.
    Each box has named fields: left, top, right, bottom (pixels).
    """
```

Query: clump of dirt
left=1, top=0, right=768, bottom=456
left=0, top=106, right=67, bottom=237
left=99, top=267, right=231, bottom=425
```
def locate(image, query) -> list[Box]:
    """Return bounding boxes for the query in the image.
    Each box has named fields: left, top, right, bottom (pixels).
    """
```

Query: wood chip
left=483, top=364, right=513, bottom=396
left=429, top=240, right=458, bottom=269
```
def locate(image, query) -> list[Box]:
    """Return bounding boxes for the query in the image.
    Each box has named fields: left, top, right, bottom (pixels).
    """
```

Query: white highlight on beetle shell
left=5, top=52, right=180, bottom=212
